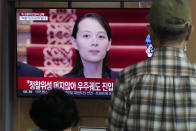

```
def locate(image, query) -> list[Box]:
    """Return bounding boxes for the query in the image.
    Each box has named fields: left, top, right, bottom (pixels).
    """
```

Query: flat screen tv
left=17, top=8, right=149, bottom=98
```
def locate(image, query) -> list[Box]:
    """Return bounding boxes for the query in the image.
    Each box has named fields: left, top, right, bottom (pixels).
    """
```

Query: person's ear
left=71, top=37, right=78, bottom=50
left=186, top=25, right=194, bottom=41
left=146, top=25, right=154, bottom=40
left=107, top=39, right=112, bottom=51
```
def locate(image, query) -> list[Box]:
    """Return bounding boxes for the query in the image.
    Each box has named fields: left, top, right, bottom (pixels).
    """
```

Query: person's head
left=30, top=89, right=79, bottom=131
left=146, top=0, right=193, bottom=48
left=71, top=13, right=112, bottom=77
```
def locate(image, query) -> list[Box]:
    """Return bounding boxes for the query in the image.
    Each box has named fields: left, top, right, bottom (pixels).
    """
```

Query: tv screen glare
left=17, top=8, right=149, bottom=98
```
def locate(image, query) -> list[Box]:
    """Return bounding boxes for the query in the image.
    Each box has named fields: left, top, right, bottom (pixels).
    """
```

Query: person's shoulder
left=187, top=60, right=196, bottom=77
left=119, top=60, right=147, bottom=78
left=18, top=62, right=36, bottom=69
left=17, top=61, right=44, bottom=77
left=63, top=73, right=76, bottom=78
left=110, top=70, right=119, bottom=78
left=63, top=72, right=84, bottom=78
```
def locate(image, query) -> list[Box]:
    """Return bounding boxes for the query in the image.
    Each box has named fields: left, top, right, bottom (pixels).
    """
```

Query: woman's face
left=72, top=18, right=111, bottom=63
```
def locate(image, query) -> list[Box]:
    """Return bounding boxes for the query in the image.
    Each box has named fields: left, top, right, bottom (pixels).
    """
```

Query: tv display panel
left=17, top=9, right=149, bottom=98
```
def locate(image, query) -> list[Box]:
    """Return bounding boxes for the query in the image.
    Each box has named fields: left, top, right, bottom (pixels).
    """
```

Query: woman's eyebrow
left=79, top=30, right=106, bottom=34
left=79, top=30, right=91, bottom=33
left=97, top=31, right=107, bottom=34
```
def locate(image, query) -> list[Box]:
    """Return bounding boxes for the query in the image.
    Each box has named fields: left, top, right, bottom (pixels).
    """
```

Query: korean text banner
left=18, top=77, right=115, bottom=98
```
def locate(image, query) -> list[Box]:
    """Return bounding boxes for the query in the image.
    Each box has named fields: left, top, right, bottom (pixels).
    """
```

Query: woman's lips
left=89, top=50, right=100, bottom=55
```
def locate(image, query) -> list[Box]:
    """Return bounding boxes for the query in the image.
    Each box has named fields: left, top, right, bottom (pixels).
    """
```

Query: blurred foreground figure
left=30, top=89, right=79, bottom=131
left=107, top=0, right=196, bottom=130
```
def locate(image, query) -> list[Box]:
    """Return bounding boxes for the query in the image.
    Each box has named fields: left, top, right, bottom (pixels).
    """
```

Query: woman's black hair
left=70, top=13, right=112, bottom=78
left=72, top=13, right=111, bottom=40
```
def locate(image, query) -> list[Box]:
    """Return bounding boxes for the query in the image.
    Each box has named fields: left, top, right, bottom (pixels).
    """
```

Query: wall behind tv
left=189, top=0, right=196, bottom=63
left=0, top=0, right=16, bottom=130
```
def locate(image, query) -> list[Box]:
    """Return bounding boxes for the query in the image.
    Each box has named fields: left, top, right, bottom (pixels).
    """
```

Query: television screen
left=17, top=8, right=149, bottom=98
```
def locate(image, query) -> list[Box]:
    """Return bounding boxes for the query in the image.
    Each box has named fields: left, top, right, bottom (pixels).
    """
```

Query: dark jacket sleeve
left=17, top=61, right=44, bottom=77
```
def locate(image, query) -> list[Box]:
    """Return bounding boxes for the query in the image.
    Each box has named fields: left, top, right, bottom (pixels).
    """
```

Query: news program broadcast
left=17, top=9, right=149, bottom=98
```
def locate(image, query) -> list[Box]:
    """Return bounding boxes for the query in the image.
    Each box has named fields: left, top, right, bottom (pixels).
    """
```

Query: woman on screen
left=63, top=13, right=118, bottom=78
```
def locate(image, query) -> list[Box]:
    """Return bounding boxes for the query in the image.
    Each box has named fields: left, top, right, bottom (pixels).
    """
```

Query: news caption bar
left=18, top=77, right=115, bottom=97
